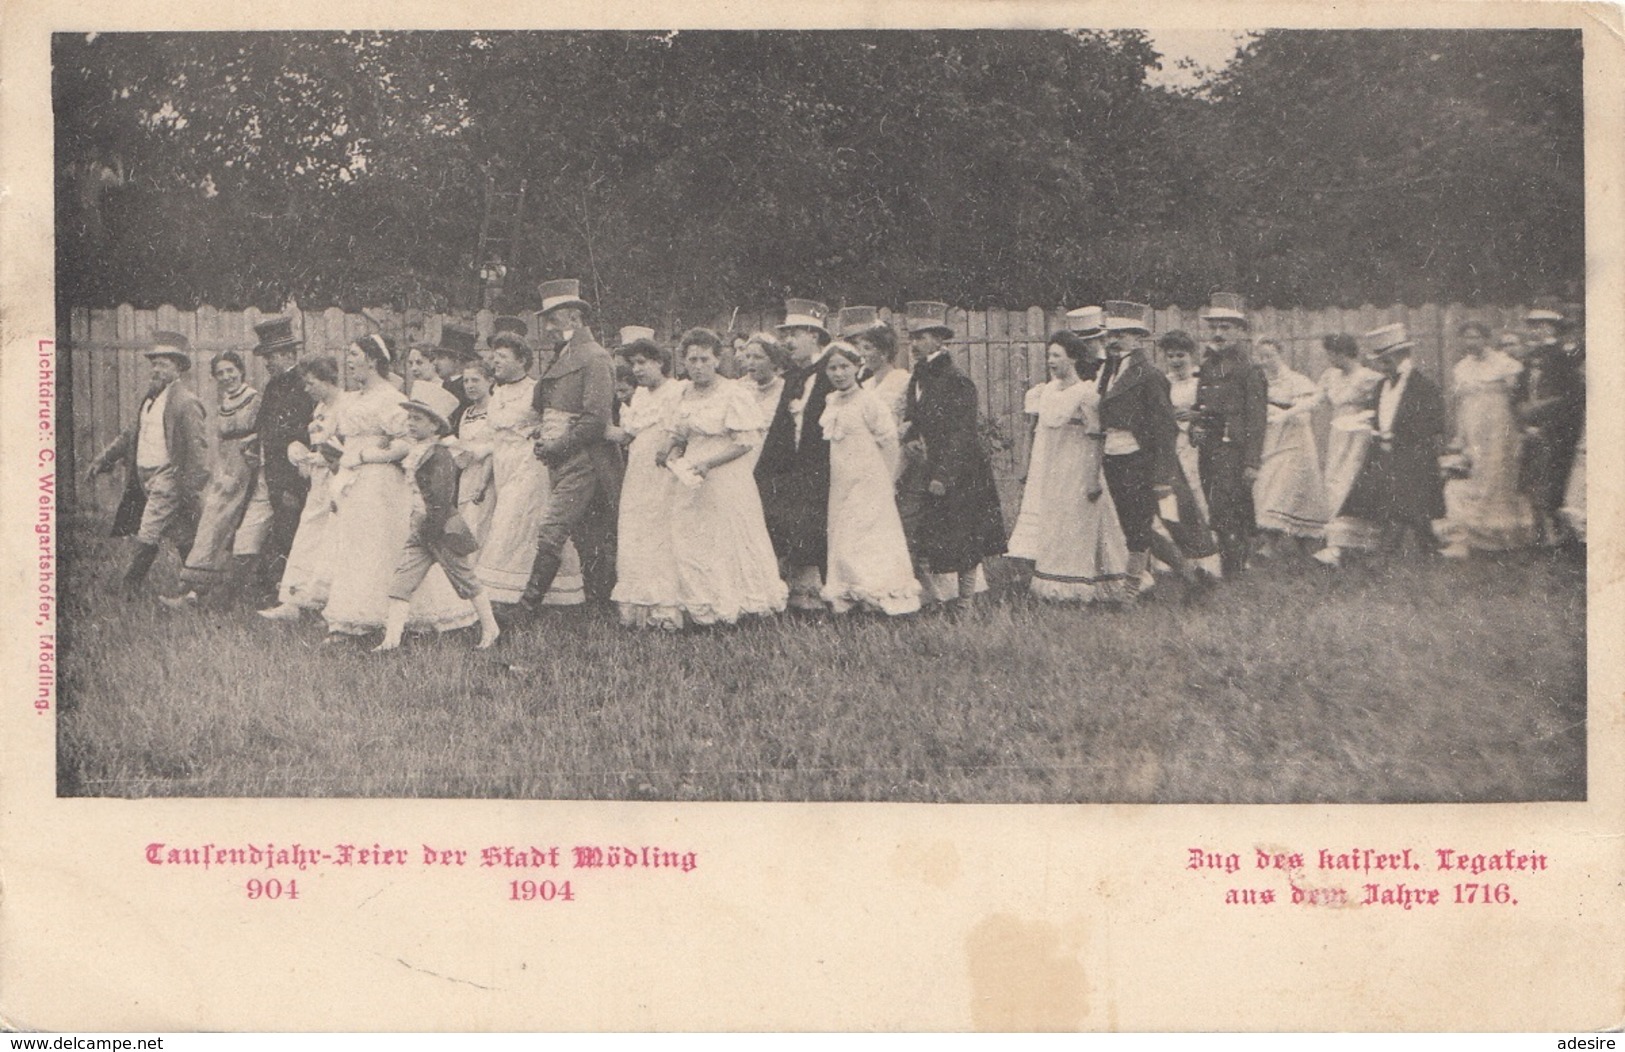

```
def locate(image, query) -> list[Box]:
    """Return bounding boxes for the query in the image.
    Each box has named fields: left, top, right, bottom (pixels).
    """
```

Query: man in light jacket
left=89, top=332, right=209, bottom=598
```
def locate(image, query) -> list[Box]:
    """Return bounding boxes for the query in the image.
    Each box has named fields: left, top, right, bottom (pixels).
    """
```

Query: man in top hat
left=1094, top=301, right=1189, bottom=597
left=900, top=301, right=1007, bottom=609
left=248, top=316, right=315, bottom=605
left=89, top=332, right=209, bottom=597
left=1193, top=292, right=1268, bottom=576
left=1516, top=296, right=1585, bottom=546
left=433, top=322, right=486, bottom=418
left=755, top=297, right=838, bottom=612
left=1338, top=323, right=1446, bottom=556
left=512, top=278, right=623, bottom=615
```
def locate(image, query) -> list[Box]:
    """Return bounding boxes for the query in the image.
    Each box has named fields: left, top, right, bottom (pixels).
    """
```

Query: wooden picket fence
left=61, top=301, right=1535, bottom=523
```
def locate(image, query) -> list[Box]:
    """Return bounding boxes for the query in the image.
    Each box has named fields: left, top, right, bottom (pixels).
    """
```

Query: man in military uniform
left=512, top=279, right=622, bottom=616
left=1516, top=297, right=1585, bottom=547
left=1194, top=292, right=1268, bottom=576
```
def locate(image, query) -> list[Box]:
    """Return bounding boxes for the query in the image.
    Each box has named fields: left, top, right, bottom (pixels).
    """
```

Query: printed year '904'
left=239, top=878, right=577, bottom=900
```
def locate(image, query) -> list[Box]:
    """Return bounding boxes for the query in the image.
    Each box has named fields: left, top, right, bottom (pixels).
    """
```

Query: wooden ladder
left=474, top=175, right=528, bottom=306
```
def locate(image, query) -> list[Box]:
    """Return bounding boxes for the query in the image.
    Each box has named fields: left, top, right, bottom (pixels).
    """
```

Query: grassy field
left=55, top=517, right=1586, bottom=802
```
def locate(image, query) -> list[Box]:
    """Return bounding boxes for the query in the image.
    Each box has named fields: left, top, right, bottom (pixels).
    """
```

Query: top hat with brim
left=837, top=306, right=882, bottom=338
left=617, top=325, right=656, bottom=349
left=904, top=301, right=955, bottom=338
left=252, top=317, right=302, bottom=355
left=1199, top=292, right=1249, bottom=326
left=493, top=315, right=530, bottom=338
left=400, top=399, right=452, bottom=436
left=1103, top=301, right=1153, bottom=334
left=434, top=324, right=481, bottom=360
left=145, top=331, right=192, bottom=370
left=1064, top=306, right=1106, bottom=339
left=777, top=298, right=831, bottom=335
left=1361, top=323, right=1414, bottom=358
left=538, top=279, right=590, bottom=316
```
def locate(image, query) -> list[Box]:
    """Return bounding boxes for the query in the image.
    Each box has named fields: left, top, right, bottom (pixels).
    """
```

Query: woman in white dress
left=445, top=358, right=496, bottom=546
left=819, top=343, right=921, bottom=615
left=1312, top=333, right=1386, bottom=567
left=1437, top=321, right=1537, bottom=555
left=660, top=329, right=788, bottom=626
left=1006, top=333, right=1130, bottom=603
left=735, top=332, right=787, bottom=469
left=475, top=334, right=585, bottom=606
left=1252, top=339, right=1329, bottom=555
left=259, top=356, right=348, bottom=620
left=321, top=334, right=477, bottom=640
left=610, top=338, right=687, bottom=630
left=854, top=320, right=910, bottom=424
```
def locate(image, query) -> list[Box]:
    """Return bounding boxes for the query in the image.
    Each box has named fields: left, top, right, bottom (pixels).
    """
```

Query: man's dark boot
left=122, top=542, right=160, bottom=599
left=257, top=552, right=286, bottom=607
left=508, top=548, right=563, bottom=621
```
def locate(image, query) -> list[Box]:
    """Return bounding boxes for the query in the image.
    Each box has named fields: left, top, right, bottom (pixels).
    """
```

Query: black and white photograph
left=4, top=0, right=1623, bottom=1034
left=49, top=25, right=1588, bottom=804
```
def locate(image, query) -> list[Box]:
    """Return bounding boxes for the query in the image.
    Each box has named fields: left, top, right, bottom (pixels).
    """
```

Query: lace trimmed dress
left=738, top=374, right=784, bottom=470
left=667, top=380, right=788, bottom=625
left=1439, top=350, right=1537, bottom=550
left=819, top=385, right=921, bottom=615
left=1007, top=379, right=1130, bottom=602
left=321, top=382, right=476, bottom=635
left=612, top=378, right=688, bottom=629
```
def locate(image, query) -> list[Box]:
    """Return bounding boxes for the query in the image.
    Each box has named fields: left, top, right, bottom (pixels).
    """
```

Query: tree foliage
left=54, top=28, right=1583, bottom=319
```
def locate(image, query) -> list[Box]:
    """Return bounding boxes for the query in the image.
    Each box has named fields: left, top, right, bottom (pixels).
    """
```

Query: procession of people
left=90, top=282, right=1587, bottom=650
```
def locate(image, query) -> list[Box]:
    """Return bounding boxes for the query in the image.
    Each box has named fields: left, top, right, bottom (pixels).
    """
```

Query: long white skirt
left=322, top=463, right=476, bottom=635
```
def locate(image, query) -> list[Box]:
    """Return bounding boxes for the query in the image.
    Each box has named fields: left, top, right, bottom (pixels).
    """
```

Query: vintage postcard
left=1, top=0, right=1620, bottom=1032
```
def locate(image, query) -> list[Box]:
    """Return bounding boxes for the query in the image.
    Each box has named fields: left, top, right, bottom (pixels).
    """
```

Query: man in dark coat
left=754, top=298, right=836, bottom=613
left=250, top=317, right=315, bottom=605
left=1194, top=292, right=1269, bottom=576
left=513, top=279, right=623, bottom=615
left=901, top=300, right=1006, bottom=608
left=432, top=322, right=485, bottom=426
left=1095, top=301, right=1187, bottom=598
left=1516, top=297, right=1585, bottom=546
left=88, top=333, right=209, bottom=598
left=1340, top=323, right=1446, bottom=555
